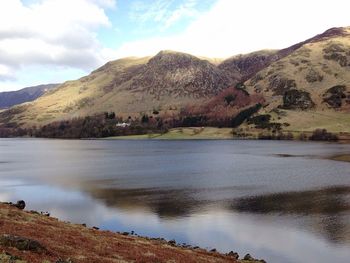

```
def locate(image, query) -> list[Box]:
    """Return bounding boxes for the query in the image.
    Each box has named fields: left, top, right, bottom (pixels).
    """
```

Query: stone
left=243, top=253, right=254, bottom=260
left=15, top=200, right=26, bottom=210
left=40, top=211, right=50, bottom=217
left=227, top=251, right=239, bottom=259
left=168, top=239, right=176, bottom=246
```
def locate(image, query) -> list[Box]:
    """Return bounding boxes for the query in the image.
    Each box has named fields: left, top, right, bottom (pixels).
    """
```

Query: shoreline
left=0, top=201, right=265, bottom=263
left=1, top=126, right=350, bottom=143
left=101, top=127, right=350, bottom=142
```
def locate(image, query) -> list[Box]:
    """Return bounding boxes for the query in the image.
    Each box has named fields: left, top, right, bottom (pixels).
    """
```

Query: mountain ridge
left=0, top=84, right=59, bottom=109
left=0, top=26, right=349, bottom=137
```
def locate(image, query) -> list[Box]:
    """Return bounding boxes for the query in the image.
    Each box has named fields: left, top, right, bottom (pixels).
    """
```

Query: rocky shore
left=0, top=201, right=265, bottom=263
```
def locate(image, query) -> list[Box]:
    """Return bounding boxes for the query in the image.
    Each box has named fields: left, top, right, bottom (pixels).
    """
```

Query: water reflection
left=1, top=139, right=350, bottom=263
left=232, top=186, right=350, bottom=215
left=85, top=186, right=203, bottom=218
left=80, top=183, right=350, bottom=244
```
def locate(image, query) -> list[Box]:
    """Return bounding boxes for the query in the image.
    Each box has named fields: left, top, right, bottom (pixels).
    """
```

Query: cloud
left=117, top=0, right=350, bottom=58
left=0, top=0, right=116, bottom=81
left=130, top=0, right=200, bottom=30
left=89, top=0, right=116, bottom=8
left=0, top=64, right=15, bottom=81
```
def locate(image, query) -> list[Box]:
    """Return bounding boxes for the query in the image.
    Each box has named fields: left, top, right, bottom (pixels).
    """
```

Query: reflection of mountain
left=232, top=186, right=350, bottom=214
left=84, top=186, right=206, bottom=218
left=231, top=186, right=350, bottom=244
left=82, top=183, right=350, bottom=244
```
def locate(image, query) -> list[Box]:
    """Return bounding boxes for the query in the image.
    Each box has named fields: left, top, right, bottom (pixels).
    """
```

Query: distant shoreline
left=102, top=127, right=350, bottom=143
left=1, top=126, right=350, bottom=143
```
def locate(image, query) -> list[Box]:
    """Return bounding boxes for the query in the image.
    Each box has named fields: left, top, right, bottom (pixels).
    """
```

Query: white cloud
left=0, top=0, right=116, bottom=81
left=0, top=64, right=15, bottom=81
left=117, top=0, right=350, bottom=58
left=163, top=0, right=199, bottom=29
left=89, top=0, right=116, bottom=8
left=130, top=0, right=200, bottom=30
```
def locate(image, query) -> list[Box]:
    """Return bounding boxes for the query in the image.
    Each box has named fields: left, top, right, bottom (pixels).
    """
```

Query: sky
left=0, top=0, right=350, bottom=91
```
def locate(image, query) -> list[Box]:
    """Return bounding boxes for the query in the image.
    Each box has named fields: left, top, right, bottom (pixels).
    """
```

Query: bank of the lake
left=104, top=127, right=350, bottom=141
left=104, top=127, right=234, bottom=140
left=0, top=202, right=263, bottom=263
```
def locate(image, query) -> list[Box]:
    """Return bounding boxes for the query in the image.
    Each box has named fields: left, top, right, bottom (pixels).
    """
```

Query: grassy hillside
left=244, top=27, right=350, bottom=132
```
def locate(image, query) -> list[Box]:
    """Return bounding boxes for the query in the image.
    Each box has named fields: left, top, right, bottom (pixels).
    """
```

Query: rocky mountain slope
left=0, top=51, right=240, bottom=127
left=0, top=27, right=349, bottom=134
left=244, top=27, right=350, bottom=132
left=0, top=84, right=58, bottom=109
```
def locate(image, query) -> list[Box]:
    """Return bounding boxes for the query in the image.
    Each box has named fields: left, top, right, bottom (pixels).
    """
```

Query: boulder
left=168, top=239, right=176, bottom=246
left=14, top=200, right=26, bottom=210
left=244, top=253, right=254, bottom=260
left=227, top=251, right=239, bottom=259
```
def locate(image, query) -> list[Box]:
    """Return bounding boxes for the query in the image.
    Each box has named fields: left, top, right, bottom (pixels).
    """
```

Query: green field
left=105, top=127, right=235, bottom=140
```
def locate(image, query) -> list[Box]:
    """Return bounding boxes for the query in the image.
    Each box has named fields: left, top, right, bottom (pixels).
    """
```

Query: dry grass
left=106, top=127, right=234, bottom=140
left=273, top=109, right=350, bottom=132
left=0, top=203, right=257, bottom=263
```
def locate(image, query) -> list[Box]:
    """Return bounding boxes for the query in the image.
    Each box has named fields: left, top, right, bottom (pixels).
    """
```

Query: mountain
left=0, top=84, right=58, bottom=109
left=0, top=27, right=349, bottom=135
left=244, top=27, right=350, bottom=132
left=0, top=51, right=239, bottom=127
left=218, top=50, right=279, bottom=82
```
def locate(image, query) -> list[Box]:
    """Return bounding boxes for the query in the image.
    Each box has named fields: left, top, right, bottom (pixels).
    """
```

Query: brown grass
left=0, top=203, right=252, bottom=263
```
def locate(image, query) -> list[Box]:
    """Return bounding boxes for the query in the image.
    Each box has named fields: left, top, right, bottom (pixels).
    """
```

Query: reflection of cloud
left=0, top=192, right=11, bottom=202
left=182, top=211, right=350, bottom=263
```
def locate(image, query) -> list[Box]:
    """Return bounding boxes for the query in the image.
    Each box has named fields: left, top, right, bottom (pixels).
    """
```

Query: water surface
left=1, top=139, right=350, bottom=263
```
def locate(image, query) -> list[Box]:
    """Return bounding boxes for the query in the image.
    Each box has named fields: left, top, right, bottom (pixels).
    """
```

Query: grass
left=105, top=127, right=235, bottom=140
left=104, top=123, right=350, bottom=141
left=276, top=110, right=350, bottom=133
left=0, top=203, right=260, bottom=263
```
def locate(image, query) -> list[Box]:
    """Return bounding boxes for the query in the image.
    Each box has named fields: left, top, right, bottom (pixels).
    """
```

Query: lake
left=1, top=139, right=350, bottom=262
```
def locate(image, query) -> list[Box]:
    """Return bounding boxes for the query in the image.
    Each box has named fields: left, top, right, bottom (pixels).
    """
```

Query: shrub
left=309, top=129, right=338, bottom=141
left=224, top=94, right=236, bottom=105
left=231, top=104, right=262, bottom=128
